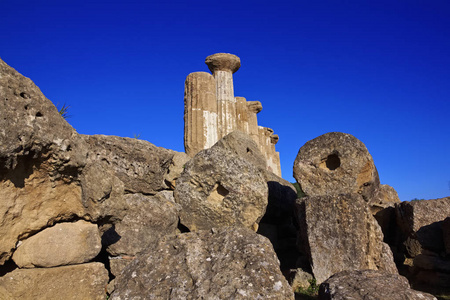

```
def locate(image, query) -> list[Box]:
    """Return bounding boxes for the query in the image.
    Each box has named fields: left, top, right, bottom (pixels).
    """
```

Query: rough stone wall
left=184, top=53, right=282, bottom=176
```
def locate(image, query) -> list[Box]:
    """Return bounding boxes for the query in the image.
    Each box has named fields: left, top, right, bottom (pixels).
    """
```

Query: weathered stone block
left=296, top=193, right=397, bottom=283
left=111, top=227, right=294, bottom=300
left=0, top=262, right=108, bottom=300
left=396, top=197, right=450, bottom=256
left=104, top=191, right=181, bottom=256
left=12, top=220, right=101, bottom=268
left=319, top=270, right=437, bottom=300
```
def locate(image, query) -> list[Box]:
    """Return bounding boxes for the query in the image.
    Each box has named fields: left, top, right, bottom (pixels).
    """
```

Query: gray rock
left=163, top=151, right=190, bottom=189
left=0, top=262, right=109, bottom=300
left=370, top=184, right=401, bottom=207
left=174, top=143, right=268, bottom=231
left=83, top=134, right=175, bottom=195
left=396, top=197, right=450, bottom=256
left=293, top=132, right=380, bottom=200
left=291, top=268, right=314, bottom=292
left=213, top=130, right=267, bottom=171
left=104, top=191, right=181, bottom=256
left=319, top=269, right=437, bottom=300
left=111, top=227, right=294, bottom=300
left=296, top=193, right=397, bottom=283
left=12, top=220, right=101, bottom=268
left=80, top=161, right=127, bottom=222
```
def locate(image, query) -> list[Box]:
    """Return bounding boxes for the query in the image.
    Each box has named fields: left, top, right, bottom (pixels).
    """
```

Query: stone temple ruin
left=184, top=53, right=282, bottom=176
left=1, top=55, right=449, bottom=300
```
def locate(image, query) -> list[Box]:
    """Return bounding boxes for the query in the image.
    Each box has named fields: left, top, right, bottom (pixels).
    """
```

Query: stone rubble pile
left=1, top=56, right=447, bottom=300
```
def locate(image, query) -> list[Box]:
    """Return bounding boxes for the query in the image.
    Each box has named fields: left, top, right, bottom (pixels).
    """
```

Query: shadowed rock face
left=111, top=227, right=294, bottom=300
left=319, top=270, right=437, bottom=300
left=396, top=197, right=450, bottom=256
left=293, top=132, right=380, bottom=200
left=296, top=193, right=397, bottom=284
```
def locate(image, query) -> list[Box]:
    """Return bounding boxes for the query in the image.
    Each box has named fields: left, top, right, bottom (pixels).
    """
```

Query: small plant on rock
left=295, top=278, right=319, bottom=299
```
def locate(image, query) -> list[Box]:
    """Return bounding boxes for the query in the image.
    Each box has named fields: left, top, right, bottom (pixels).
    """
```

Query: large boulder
left=296, top=193, right=397, bottom=283
left=0, top=262, right=109, bottom=300
left=213, top=130, right=267, bottom=171
left=319, top=269, right=437, bottom=300
left=293, top=132, right=380, bottom=200
left=396, top=197, right=450, bottom=257
left=104, top=191, right=181, bottom=257
left=12, top=220, right=101, bottom=268
left=111, top=227, right=294, bottom=300
left=174, top=140, right=268, bottom=231
left=0, top=58, right=89, bottom=265
left=82, top=134, right=176, bottom=195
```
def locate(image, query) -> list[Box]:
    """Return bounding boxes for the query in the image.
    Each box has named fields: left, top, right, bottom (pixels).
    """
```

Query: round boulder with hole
left=174, top=141, right=268, bottom=232
left=293, top=132, right=380, bottom=200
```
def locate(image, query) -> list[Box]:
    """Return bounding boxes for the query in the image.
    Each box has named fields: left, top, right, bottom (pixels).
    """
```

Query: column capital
left=205, top=53, right=241, bottom=74
left=247, top=101, right=262, bottom=113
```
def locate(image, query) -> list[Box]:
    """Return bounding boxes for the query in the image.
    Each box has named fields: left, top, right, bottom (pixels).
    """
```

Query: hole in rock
left=325, top=153, right=340, bottom=170
left=207, top=183, right=229, bottom=205
left=20, top=92, right=28, bottom=99
left=35, top=112, right=43, bottom=117
left=177, top=220, right=190, bottom=233
left=246, top=147, right=251, bottom=153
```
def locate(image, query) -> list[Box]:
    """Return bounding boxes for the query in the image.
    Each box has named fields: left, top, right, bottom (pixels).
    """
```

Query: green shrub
left=295, top=278, right=319, bottom=299
left=291, top=182, right=306, bottom=198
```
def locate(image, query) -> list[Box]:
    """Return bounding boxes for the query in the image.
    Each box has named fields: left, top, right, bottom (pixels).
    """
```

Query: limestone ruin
left=184, top=53, right=282, bottom=176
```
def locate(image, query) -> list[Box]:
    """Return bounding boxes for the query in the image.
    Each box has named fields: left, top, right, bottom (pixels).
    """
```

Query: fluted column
left=205, top=53, right=240, bottom=139
left=184, top=72, right=218, bottom=157
left=235, top=96, right=249, bottom=134
left=247, top=101, right=262, bottom=144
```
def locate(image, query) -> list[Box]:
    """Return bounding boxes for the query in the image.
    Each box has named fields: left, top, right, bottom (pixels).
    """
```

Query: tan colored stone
left=205, top=53, right=240, bottom=139
left=0, top=58, right=90, bottom=265
left=0, top=169, right=86, bottom=265
left=0, top=262, right=108, bottom=300
left=174, top=139, right=268, bottom=232
left=235, top=96, right=249, bottom=134
left=293, top=132, right=380, bottom=200
left=247, top=100, right=263, bottom=141
left=12, top=220, right=101, bottom=268
left=184, top=72, right=218, bottom=157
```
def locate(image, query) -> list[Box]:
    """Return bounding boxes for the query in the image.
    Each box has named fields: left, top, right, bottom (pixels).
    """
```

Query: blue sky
left=2, top=0, right=449, bottom=201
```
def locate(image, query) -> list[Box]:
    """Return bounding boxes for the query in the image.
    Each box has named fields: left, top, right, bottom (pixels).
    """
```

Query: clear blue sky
left=2, top=0, right=449, bottom=201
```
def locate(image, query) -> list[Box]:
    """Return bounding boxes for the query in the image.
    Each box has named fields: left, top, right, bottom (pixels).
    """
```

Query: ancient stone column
left=235, top=97, right=249, bottom=134
left=270, top=135, right=282, bottom=177
left=257, top=127, right=282, bottom=176
left=184, top=72, right=218, bottom=157
left=205, top=53, right=240, bottom=139
left=247, top=101, right=262, bottom=144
